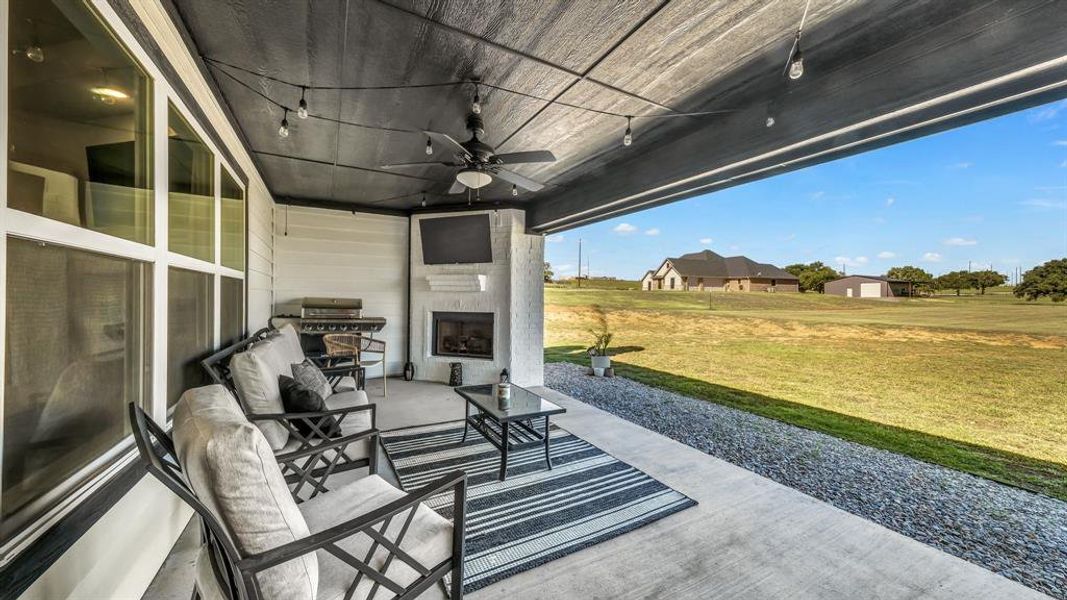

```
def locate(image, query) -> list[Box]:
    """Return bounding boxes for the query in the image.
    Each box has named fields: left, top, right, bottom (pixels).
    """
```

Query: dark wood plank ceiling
left=170, top=0, right=1067, bottom=230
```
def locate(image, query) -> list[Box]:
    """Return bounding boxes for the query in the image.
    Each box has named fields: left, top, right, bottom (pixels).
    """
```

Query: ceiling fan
left=381, top=112, right=555, bottom=194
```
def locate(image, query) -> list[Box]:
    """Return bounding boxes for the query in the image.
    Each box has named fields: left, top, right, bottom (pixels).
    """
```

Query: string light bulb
left=765, top=116, right=775, bottom=128
left=24, top=45, right=44, bottom=63
left=511, top=184, right=518, bottom=196
left=788, top=37, right=804, bottom=80
left=471, top=84, right=481, bottom=114
left=278, top=109, right=290, bottom=138
left=425, top=137, right=433, bottom=155
left=421, top=194, right=427, bottom=207
left=297, top=87, right=308, bottom=119
left=623, top=116, right=633, bottom=146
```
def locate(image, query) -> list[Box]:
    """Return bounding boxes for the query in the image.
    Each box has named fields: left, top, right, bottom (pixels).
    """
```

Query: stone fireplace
left=409, top=209, right=544, bottom=386
left=432, top=312, right=494, bottom=359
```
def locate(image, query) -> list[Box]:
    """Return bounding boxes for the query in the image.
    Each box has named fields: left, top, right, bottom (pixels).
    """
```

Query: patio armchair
left=129, top=386, right=466, bottom=600
left=323, top=333, right=388, bottom=397
left=201, top=325, right=377, bottom=493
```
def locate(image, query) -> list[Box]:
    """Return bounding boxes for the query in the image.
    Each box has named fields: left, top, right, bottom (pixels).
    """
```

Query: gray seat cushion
left=173, top=385, right=318, bottom=600
left=299, top=475, right=453, bottom=600
left=230, top=337, right=295, bottom=450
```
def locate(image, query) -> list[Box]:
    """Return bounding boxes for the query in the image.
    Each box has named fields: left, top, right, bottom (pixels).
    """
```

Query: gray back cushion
left=230, top=339, right=292, bottom=449
left=272, top=324, right=306, bottom=365
left=172, top=385, right=317, bottom=600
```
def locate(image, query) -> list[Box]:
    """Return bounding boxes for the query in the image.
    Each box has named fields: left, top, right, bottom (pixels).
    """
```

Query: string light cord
left=204, top=56, right=736, bottom=123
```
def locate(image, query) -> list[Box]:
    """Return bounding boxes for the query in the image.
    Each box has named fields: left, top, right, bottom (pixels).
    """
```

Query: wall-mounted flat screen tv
left=419, top=214, right=493, bottom=264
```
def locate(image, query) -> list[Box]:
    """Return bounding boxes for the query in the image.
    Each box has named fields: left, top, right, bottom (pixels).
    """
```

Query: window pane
left=167, top=268, right=214, bottom=408
left=220, top=169, right=245, bottom=271
left=2, top=238, right=151, bottom=543
left=6, top=0, right=153, bottom=244
left=168, top=105, right=214, bottom=262
left=220, top=277, right=245, bottom=348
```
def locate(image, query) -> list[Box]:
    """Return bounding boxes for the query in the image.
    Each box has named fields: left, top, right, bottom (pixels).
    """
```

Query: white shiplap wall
left=274, top=207, right=408, bottom=375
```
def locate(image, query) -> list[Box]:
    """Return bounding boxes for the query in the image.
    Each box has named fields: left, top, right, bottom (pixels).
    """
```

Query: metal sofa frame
left=129, top=403, right=467, bottom=600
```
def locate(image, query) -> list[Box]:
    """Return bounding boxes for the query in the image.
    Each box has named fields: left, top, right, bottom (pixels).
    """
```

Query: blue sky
left=545, top=99, right=1067, bottom=280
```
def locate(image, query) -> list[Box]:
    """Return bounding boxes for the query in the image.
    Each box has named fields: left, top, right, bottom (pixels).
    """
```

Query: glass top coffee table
left=454, top=384, right=566, bottom=481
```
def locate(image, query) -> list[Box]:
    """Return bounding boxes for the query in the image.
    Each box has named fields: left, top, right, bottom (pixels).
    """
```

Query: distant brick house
left=640, top=250, right=799, bottom=292
left=824, top=275, right=914, bottom=298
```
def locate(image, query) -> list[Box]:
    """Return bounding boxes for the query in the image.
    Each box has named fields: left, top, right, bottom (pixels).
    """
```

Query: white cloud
left=877, top=251, right=896, bottom=259
left=943, top=237, right=978, bottom=246
left=644, top=228, right=660, bottom=236
left=1061, top=159, right=1067, bottom=168
left=922, top=252, right=943, bottom=263
left=545, top=234, right=565, bottom=243
left=699, top=238, right=713, bottom=246
left=782, top=233, right=797, bottom=242
left=809, top=191, right=825, bottom=200
left=555, top=264, right=573, bottom=273
left=834, top=256, right=869, bottom=268
left=1052, top=140, right=1067, bottom=146
left=728, top=245, right=740, bottom=252
left=1028, top=100, right=1066, bottom=122
left=948, top=161, right=973, bottom=170
left=612, top=223, right=637, bottom=234
left=1021, top=198, right=1067, bottom=210
left=885, top=197, right=896, bottom=207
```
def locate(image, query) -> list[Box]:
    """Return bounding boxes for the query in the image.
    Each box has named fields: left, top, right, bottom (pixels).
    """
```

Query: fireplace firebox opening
left=432, top=312, right=494, bottom=359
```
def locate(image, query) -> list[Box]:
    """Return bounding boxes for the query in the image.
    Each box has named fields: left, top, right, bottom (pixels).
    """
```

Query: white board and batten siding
left=273, top=207, right=408, bottom=376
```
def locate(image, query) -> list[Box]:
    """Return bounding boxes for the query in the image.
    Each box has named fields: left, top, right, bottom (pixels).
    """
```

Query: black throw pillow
left=278, top=375, right=341, bottom=439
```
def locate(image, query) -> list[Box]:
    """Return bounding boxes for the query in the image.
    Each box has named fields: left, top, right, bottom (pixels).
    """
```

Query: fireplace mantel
left=425, top=273, right=487, bottom=292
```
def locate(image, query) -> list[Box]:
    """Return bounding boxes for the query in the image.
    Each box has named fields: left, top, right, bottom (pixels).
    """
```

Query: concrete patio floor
left=143, top=378, right=1048, bottom=599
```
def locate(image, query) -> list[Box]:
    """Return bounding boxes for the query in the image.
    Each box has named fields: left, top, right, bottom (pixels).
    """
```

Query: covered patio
left=1, top=0, right=1065, bottom=599
left=142, top=378, right=1044, bottom=600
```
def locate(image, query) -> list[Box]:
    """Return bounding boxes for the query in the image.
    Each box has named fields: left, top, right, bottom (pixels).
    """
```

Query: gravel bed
left=544, top=362, right=1067, bottom=598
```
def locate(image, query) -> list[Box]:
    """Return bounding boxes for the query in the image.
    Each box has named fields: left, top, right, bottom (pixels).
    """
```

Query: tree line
left=783, top=258, right=1066, bottom=301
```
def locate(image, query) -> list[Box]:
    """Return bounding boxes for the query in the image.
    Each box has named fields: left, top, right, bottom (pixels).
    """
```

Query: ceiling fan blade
left=425, top=130, right=472, bottom=160
left=447, top=179, right=466, bottom=194
left=494, top=150, right=556, bottom=164
left=492, top=168, right=544, bottom=192
left=380, top=161, right=457, bottom=169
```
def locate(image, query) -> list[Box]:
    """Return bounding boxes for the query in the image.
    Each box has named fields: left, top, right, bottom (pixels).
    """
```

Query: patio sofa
left=201, top=324, right=378, bottom=497
left=129, top=386, right=466, bottom=599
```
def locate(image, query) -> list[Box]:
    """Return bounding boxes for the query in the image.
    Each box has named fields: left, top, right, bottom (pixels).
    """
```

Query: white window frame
left=0, top=0, right=248, bottom=563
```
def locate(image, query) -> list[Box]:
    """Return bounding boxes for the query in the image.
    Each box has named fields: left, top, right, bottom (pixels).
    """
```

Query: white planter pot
left=590, top=356, right=611, bottom=374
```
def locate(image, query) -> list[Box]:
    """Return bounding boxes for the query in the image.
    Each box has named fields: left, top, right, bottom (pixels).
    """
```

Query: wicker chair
left=323, top=334, right=388, bottom=397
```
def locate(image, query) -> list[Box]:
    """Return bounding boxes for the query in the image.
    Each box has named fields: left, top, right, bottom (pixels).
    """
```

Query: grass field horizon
left=544, top=283, right=1067, bottom=500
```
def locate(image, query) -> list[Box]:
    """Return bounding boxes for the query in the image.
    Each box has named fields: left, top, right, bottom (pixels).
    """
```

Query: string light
left=511, top=184, right=518, bottom=196
left=765, top=116, right=775, bottom=128
left=471, top=83, right=481, bottom=114
left=785, top=0, right=812, bottom=81
left=425, top=137, right=433, bottom=155
left=278, top=109, right=290, bottom=138
left=297, top=86, right=309, bottom=119
left=623, top=116, right=633, bottom=146
left=24, top=45, right=44, bottom=63
left=788, top=34, right=804, bottom=80
left=421, top=194, right=427, bottom=207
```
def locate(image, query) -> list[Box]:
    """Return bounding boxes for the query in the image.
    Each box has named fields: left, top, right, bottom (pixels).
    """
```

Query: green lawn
left=545, top=288, right=1067, bottom=500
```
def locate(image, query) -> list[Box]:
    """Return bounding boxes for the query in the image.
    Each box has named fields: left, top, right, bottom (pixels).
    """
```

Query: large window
left=2, top=239, right=151, bottom=541
left=168, top=104, right=214, bottom=262
left=6, top=0, right=153, bottom=244
left=1, top=0, right=247, bottom=554
left=220, top=276, right=245, bottom=349
left=166, top=268, right=214, bottom=409
left=221, top=169, right=245, bottom=271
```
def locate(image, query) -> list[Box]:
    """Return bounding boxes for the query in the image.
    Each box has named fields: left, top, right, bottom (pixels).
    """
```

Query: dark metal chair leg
left=499, top=422, right=510, bottom=481
left=451, top=477, right=467, bottom=599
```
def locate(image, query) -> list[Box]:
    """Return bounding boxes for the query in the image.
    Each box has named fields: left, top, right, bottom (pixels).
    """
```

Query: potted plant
left=586, top=306, right=613, bottom=376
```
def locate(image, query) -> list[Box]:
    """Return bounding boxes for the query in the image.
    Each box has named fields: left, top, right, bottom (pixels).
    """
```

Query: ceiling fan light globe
left=456, top=169, right=492, bottom=189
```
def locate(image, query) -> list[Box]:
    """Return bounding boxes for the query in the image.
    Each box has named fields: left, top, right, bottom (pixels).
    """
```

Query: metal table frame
left=455, top=384, right=566, bottom=481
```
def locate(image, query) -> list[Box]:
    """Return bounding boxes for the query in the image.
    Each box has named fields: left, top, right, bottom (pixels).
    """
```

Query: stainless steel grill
left=298, top=297, right=386, bottom=334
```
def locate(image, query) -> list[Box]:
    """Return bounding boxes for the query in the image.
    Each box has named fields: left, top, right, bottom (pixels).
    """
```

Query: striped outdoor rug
left=380, top=419, right=696, bottom=593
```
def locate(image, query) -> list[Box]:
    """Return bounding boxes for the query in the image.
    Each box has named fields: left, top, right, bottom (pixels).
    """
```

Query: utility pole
left=577, top=238, right=582, bottom=288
